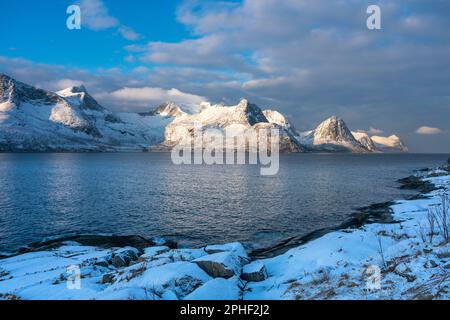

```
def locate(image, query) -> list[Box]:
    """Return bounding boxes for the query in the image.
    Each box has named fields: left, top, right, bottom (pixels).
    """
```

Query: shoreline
left=0, top=157, right=439, bottom=258
left=0, top=168, right=433, bottom=260
left=0, top=165, right=449, bottom=300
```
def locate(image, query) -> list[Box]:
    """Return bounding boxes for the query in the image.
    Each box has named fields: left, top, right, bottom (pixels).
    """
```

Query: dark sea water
left=0, top=153, right=448, bottom=252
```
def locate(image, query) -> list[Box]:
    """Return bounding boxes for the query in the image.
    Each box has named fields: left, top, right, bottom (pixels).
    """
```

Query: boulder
left=101, top=273, right=115, bottom=284
left=153, top=248, right=207, bottom=263
left=204, top=242, right=249, bottom=264
left=194, top=252, right=242, bottom=278
left=241, top=261, right=268, bottom=282
left=112, top=247, right=139, bottom=268
left=94, top=254, right=113, bottom=268
left=184, top=277, right=242, bottom=300
left=132, top=262, right=212, bottom=299
left=138, top=246, right=170, bottom=261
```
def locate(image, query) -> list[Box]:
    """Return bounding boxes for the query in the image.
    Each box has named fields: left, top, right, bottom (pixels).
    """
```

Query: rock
left=112, top=255, right=127, bottom=268
left=184, top=278, right=242, bottom=300
left=95, top=259, right=110, bottom=268
left=424, top=260, right=438, bottom=269
left=112, top=247, right=139, bottom=267
left=28, top=235, right=155, bottom=253
left=130, top=262, right=212, bottom=299
left=139, top=246, right=170, bottom=261
left=241, top=261, right=268, bottom=282
left=101, top=273, right=115, bottom=284
left=155, top=249, right=207, bottom=262
left=436, top=250, right=450, bottom=259
left=204, top=242, right=249, bottom=264
left=194, top=252, right=243, bottom=278
left=151, top=238, right=178, bottom=249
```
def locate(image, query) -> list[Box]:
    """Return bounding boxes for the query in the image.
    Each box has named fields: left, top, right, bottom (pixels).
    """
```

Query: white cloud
left=118, top=26, right=141, bottom=41
left=79, top=0, right=140, bottom=41
left=131, top=66, right=150, bottom=74
left=53, top=79, right=84, bottom=90
left=105, top=87, right=207, bottom=110
left=79, top=0, right=118, bottom=30
left=359, top=127, right=384, bottom=135
left=356, top=127, right=384, bottom=135
left=124, top=44, right=147, bottom=53
left=415, top=126, right=443, bottom=135
left=124, top=55, right=135, bottom=63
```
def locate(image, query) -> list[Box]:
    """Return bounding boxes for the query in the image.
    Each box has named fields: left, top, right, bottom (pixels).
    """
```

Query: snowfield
left=0, top=168, right=449, bottom=300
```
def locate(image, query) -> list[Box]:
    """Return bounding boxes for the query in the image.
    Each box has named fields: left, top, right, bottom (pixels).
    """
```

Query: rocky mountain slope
left=296, top=116, right=408, bottom=153
left=162, top=99, right=303, bottom=152
left=0, top=74, right=171, bottom=151
left=298, top=116, right=368, bottom=152
left=0, top=74, right=407, bottom=153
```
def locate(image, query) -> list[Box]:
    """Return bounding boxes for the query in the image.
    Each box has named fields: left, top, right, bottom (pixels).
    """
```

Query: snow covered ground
left=0, top=168, right=449, bottom=300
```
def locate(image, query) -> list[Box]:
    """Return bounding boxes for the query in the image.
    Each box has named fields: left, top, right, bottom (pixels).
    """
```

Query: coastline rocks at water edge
left=0, top=238, right=265, bottom=300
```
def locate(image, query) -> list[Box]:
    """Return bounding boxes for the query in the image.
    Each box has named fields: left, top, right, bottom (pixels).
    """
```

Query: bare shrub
left=429, top=193, right=450, bottom=243
left=427, top=209, right=437, bottom=243
left=377, top=235, right=387, bottom=270
left=313, top=268, right=331, bottom=285
left=416, top=222, right=427, bottom=244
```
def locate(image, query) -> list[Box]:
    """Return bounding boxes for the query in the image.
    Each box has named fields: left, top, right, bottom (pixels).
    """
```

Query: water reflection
left=0, top=153, right=448, bottom=251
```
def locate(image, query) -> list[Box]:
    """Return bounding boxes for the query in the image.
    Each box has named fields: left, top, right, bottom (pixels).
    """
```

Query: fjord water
left=0, top=153, right=448, bottom=252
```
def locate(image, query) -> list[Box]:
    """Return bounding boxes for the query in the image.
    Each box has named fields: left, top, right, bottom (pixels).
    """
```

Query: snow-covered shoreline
left=1, top=167, right=449, bottom=300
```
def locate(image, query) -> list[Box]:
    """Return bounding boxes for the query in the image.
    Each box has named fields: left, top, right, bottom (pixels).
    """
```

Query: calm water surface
left=0, top=153, right=448, bottom=252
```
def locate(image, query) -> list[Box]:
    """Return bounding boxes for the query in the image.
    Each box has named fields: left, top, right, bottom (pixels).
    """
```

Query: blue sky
left=0, top=1, right=190, bottom=70
left=0, top=0, right=449, bottom=152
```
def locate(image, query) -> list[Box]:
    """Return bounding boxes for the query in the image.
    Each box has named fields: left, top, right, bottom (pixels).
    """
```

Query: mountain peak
left=70, top=85, right=87, bottom=94
left=315, top=116, right=353, bottom=142
left=0, top=73, right=13, bottom=82
left=237, top=99, right=249, bottom=108
left=0, top=74, right=60, bottom=106
left=148, top=101, right=184, bottom=117
left=235, top=99, right=267, bottom=125
left=297, top=115, right=369, bottom=152
left=352, top=131, right=376, bottom=151
left=57, top=85, right=88, bottom=96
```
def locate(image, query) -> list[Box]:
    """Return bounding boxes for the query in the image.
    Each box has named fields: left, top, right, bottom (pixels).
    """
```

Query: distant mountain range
left=0, top=74, right=407, bottom=153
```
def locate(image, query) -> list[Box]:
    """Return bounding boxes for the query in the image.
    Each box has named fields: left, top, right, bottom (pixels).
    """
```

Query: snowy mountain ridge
left=0, top=74, right=408, bottom=153
left=0, top=74, right=171, bottom=151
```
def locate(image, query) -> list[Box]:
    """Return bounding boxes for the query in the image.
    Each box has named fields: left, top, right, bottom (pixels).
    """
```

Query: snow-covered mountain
left=371, top=135, right=409, bottom=153
left=0, top=74, right=408, bottom=153
left=296, top=116, right=408, bottom=153
left=139, top=101, right=185, bottom=118
left=0, top=74, right=171, bottom=151
left=298, top=116, right=368, bottom=152
left=351, top=131, right=377, bottom=152
left=162, top=99, right=303, bottom=152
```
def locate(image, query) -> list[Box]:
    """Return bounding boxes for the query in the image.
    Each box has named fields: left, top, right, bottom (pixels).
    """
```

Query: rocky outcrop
left=241, top=261, right=268, bottom=282
left=112, top=247, right=139, bottom=267
left=139, top=102, right=185, bottom=118
left=0, top=74, right=172, bottom=152
left=299, top=116, right=368, bottom=152
left=163, top=99, right=303, bottom=153
left=194, top=251, right=244, bottom=278
left=352, top=131, right=376, bottom=152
